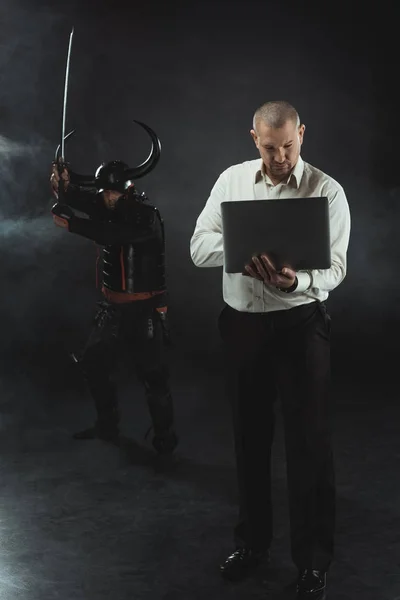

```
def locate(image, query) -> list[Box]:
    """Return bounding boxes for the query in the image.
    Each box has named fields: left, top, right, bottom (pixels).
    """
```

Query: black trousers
left=218, top=300, right=335, bottom=572
left=78, top=299, right=174, bottom=437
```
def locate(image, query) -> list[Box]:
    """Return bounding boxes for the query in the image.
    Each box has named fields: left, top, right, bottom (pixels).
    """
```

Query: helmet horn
left=53, top=120, right=161, bottom=189
left=123, top=120, right=161, bottom=181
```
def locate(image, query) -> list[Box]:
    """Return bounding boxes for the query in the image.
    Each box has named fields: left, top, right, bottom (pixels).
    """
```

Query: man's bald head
left=250, top=100, right=305, bottom=184
left=253, top=100, right=300, bottom=133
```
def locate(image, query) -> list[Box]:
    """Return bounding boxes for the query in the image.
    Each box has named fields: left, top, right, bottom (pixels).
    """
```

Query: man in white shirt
left=190, top=101, right=350, bottom=599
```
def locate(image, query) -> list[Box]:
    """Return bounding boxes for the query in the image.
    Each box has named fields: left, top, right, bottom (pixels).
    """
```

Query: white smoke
left=0, top=132, right=51, bottom=218
left=0, top=133, right=41, bottom=162
left=0, top=216, right=60, bottom=247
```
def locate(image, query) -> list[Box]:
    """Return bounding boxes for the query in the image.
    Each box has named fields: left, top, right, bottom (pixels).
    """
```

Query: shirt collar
left=255, top=156, right=304, bottom=188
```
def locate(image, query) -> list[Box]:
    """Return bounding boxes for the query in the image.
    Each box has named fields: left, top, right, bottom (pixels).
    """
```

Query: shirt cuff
left=295, top=271, right=312, bottom=293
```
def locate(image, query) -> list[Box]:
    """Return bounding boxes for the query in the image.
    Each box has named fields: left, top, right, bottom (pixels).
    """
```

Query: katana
left=61, top=26, right=74, bottom=161
left=54, top=27, right=75, bottom=201
left=53, top=25, right=161, bottom=188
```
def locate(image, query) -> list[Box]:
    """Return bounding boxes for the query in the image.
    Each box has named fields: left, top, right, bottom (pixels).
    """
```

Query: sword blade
left=61, top=27, right=74, bottom=160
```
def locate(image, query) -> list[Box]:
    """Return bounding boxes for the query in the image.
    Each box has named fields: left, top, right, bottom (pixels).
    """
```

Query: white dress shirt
left=190, top=156, right=351, bottom=313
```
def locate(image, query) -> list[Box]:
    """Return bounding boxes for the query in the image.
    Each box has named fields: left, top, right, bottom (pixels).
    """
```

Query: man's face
left=103, top=189, right=122, bottom=209
left=250, top=119, right=305, bottom=183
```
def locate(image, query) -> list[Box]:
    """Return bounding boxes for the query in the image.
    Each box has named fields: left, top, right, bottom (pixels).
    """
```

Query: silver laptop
left=221, top=197, right=331, bottom=274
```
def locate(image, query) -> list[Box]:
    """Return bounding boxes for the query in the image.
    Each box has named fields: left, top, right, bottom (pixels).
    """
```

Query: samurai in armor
left=50, top=121, right=178, bottom=455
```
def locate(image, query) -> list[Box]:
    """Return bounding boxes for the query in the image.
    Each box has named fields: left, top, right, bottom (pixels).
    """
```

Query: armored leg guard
left=146, top=391, right=178, bottom=454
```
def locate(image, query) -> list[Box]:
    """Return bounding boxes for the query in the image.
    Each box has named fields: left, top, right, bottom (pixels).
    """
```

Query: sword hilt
left=54, top=157, right=70, bottom=200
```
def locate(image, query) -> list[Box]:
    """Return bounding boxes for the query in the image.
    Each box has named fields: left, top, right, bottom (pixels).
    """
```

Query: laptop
left=221, top=197, right=331, bottom=274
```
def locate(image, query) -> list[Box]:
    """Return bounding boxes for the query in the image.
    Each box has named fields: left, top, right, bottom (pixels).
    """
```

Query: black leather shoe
left=219, top=548, right=270, bottom=581
left=297, top=569, right=327, bottom=598
left=152, top=430, right=179, bottom=455
left=73, top=426, right=119, bottom=446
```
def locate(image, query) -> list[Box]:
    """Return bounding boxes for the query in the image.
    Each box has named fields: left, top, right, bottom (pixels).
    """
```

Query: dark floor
left=0, top=350, right=399, bottom=600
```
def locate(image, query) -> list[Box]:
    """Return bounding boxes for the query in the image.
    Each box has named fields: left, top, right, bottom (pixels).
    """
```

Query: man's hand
left=244, top=254, right=297, bottom=289
left=51, top=203, right=74, bottom=231
left=50, top=158, right=70, bottom=198
left=53, top=215, right=69, bottom=229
